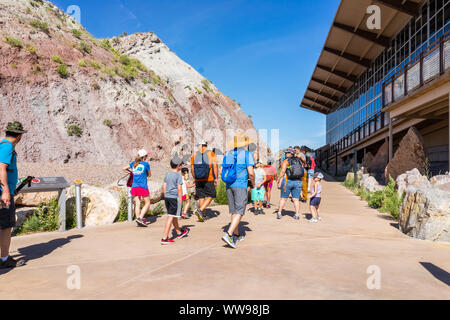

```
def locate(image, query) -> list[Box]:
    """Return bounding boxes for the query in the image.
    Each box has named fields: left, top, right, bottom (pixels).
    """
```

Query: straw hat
left=228, top=132, right=253, bottom=149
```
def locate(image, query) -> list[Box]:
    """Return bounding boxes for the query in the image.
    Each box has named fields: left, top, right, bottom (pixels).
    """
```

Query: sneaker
left=177, top=228, right=190, bottom=239
left=195, top=209, right=204, bottom=222
left=233, top=234, right=245, bottom=243
left=222, top=234, right=237, bottom=249
left=294, top=215, right=300, bottom=220
left=142, top=218, right=151, bottom=225
left=259, top=209, right=265, bottom=215
left=254, top=208, right=259, bottom=215
left=266, top=204, right=271, bottom=209
left=277, top=212, right=282, bottom=220
left=0, top=256, right=25, bottom=269
left=161, top=238, right=175, bottom=245
left=309, top=218, right=318, bottom=223
left=318, top=216, right=322, bottom=221
left=136, top=218, right=148, bottom=227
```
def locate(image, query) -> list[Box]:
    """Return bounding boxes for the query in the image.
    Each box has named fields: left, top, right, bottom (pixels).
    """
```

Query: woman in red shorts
left=123, top=149, right=152, bottom=227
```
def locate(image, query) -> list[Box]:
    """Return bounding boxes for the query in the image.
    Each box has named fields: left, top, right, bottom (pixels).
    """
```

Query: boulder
left=67, top=185, right=120, bottom=227
left=368, top=141, right=389, bottom=185
left=13, top=207, right=36, bottom=234
left=430, top=174, right=450, bottom=193
left=399, top=184, right=450, bottom=242
left=148, top=181, right=164, bottom=204
left=345, top=172, right=355, bottom=183
left=385, top=127, right=427, bottom=183
left=359, top=174, right=384, bottom=192
left=15, top=191, right=59, bottom=207
left=396, top=168, right=431, bottom=197
left=362, top=152, right=374, bottom=169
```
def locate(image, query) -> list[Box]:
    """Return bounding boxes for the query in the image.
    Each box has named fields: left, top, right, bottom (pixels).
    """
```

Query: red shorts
left=131, top=187, right=150, bottom=197
left=264, top=179, right=274, bottom=189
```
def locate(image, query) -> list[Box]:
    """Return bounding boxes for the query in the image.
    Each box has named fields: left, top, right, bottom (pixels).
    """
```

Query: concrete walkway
left=0, top=178, right=449, bottom=300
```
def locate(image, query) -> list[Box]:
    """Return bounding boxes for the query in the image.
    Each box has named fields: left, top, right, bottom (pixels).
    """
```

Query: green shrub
left=367, top=190, right=383, bottom=209
left=215, top=180, right=228, bottom=205
left=103, top=119, right=113, bottom=128
left=57, top=64, right=68, bottom=77
left=201, top=79, right=212, bottom=93
left=16, top=199, right=59, bottom=234
left=71, top=28, right=83, bottom=39
left=116, top=191, right=129, bottom=222
left=100, top=39, right=111, bottom=50
left=78, top=59, right=87, bottom=67
left=89, top=60, right=101, bottom=69
left=52, top=55, right=63, bottom=63
left=380, top=177, right=403, bottom=219
left=343, top=178, right=357, bottom=190
left=148, top=202, right=165, bottom=216
left=67, top=124, right=82, bottom=137
left=120, top=54, right=131, bottom=65
left=30, top=20, right=49, bottom=34
left=79, top=41, right=92, bottom=54
left=92, top=82, right=100, bottom=90
left=26, top=44, right=36, bottom=53
left=4, top=36, right=22, bottom=48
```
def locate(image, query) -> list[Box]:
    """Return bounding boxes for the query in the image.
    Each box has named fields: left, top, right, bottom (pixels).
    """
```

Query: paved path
left=1, top=178, right=449, bottom=300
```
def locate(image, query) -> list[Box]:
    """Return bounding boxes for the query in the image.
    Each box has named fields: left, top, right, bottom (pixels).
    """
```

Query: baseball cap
left=314, top=172, right=324, bottom=180
left=198, top=140, right=208, bottom=146
left=285, top=148, right=295, bottom=155
left=138, top=149, right=149, bottom=158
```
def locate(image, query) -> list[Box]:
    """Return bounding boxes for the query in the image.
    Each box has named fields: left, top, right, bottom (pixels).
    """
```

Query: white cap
left=138, top=149, right=148, bottom=158
left=198, top=140, right=208, bottom=146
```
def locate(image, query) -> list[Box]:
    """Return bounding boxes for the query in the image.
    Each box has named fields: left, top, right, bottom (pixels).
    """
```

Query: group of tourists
left=0, top=122, right=324, bottom=270
left=123, top=131, right=324, bottom=249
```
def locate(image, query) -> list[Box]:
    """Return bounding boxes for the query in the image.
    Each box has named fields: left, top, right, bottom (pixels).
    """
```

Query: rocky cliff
left=0, top=0, right=254, bottom=164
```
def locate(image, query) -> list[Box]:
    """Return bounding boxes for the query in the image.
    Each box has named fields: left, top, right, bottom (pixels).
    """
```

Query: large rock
left=368, top=141, right=389, bottom=185
left=399, top=184, right=450, bottom=242
left=15, top=192, right=59, bottom=207
left=362, top=152, right=374, bottom=169
left=13, top=207, right=36, bottom=234
left=430, top=174, right=450, bottom=193
left=148, top=181, right=164, bottom=204
left=396, top=168, right=431, bottom=197
left=67, top=185, right=120, bottom=227
left=359, top=174, right=384, bottom=192
left=385, top=127, right=427, bottom=183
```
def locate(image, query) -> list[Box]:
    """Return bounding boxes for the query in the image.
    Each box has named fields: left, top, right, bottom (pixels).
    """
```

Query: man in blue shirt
left=0, top=122, right=27, bottom=269
left=222, top=132, right=255, bottom=249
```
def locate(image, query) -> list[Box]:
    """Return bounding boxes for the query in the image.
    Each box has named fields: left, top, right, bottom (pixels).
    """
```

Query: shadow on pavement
left=1, top=234, right=84, bottom=275
left=221, top=221, right=252, bottom=238
left=420, top=262, right=450, bottom=286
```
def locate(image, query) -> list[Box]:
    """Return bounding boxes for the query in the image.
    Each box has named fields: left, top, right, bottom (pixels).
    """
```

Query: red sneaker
left=161, top=239, right=175, bottom=245
left=177, top=228, right=190, bottom=239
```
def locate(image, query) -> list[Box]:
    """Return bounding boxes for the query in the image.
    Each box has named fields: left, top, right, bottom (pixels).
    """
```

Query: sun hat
left=6, top=122, right=27, bottom=134
left=138, top=149, right=149, bottom=158
left=228, top=132, right=253, bottom=149
left=314, top=172, right=324, bottom=180
left=285, top=148, right=295, bottom=155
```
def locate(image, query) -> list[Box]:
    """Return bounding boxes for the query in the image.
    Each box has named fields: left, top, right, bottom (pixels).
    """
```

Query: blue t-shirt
left=224, top=148, right=255, bottom=189
left=0, top=140, right=18, bottom=196
left=129, top=161, right=150, bottom=189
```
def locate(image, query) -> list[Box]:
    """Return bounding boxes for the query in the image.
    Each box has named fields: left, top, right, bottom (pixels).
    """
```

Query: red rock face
left=0, top=0, right=255, bottom=165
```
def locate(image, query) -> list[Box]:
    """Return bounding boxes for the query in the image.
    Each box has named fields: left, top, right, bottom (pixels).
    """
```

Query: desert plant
left=25, top=44, right=36, bottom=53
left=201, top=79, right=212, bottom=93
left=92, top=82, right=100, bottom=90
left=79, top=41, right=92, bottom=54
left=367, top=190, right=383, bottom=209
left=4, top=36, right=22, bottom=48
left=215, top=180, right=228, bottom=205
left=52, top=55, right=63, bottom=63
left=78, top=59, right=87, bottom=67
left=33, top=63, right=41, bottom=74
left=16, top=199, right=59, bottom=234
left=103, top=119, right=113, bottom=128
left=71, top=28, right=83, bottom=39
left=30, top=20, right=49, bottom=34
left=57, top=64, right=68, bottom=77
left=67, top=124, right=82, bottom=137
left=100, top=39, right=111, bottom=50
left=380, top=176, right=403, bottom=219
left=115, top=191, right=129, bottom=222
left=119, top=54, right=131, bottom=65
left=89, top=60, right=101, bottom=69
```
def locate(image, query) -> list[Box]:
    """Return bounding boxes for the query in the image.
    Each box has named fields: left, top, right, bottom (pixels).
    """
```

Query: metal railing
left=383, top=30, right=450, bottom=108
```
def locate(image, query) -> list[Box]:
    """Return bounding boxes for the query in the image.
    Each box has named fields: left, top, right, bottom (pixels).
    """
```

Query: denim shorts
left=308, top=169, right=315, bottom=178
left=310, top=197, right=321, bottom=206
left=280, top=179, right=302, bottom=199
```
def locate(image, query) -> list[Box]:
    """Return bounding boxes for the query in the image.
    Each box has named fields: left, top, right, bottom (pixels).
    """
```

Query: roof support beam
left=332, top=22, right=391, bottom=47
left=311, top=77, right=348, bottom=95
left=304, top=96, right=334, bottom=110
left=374, top=0, right=422, bottom=17
left=324, top=47, right=372, bottom=68
left=316, top=64, right=358, bottom=82
left=307, top=88, right=340, bottom=103
left=301, top=102, right=328, bottom=115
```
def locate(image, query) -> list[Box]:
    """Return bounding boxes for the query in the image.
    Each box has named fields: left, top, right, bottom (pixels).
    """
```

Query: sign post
left=19, top=177, right=71, bottom=232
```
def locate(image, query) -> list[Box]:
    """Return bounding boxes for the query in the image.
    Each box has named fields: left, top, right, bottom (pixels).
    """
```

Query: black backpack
left=193, top=151, right=211, bottom=180
left=305, top=154, right=312, bottom=170
left=286, top=157, right=304, bottom=180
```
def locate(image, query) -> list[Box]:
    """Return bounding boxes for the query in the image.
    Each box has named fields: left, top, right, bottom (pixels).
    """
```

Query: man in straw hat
left=221, top=132, right=255, bottom=249
left=0, top=122, right=27, bottom=269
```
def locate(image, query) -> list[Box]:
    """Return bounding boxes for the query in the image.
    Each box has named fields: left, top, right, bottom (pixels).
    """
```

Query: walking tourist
left=252, top=161, right=267, bottom=215
left=263, top=160, right=277, bottom=208
left=190, top=140, right=218, bottom=222
left=0, top=122, right=27, bottom=269
left=181, top=167, right=195, bottom=219
left=221, top=132, right=255, bottom=249
left=295, top=147, right=308, bottom=202
left=161, top=157, right=190, bottom=245
left=309, top=172, right=323, bottom=223
left=307, top=152, right=316, bottom=193
left=123, top=149, right=152, bottom=227
left=276, top=148, right=304, bottom=220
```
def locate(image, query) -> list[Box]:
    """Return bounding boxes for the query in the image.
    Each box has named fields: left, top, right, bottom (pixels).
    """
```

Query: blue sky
left=52, top=0, right=340, bottom=149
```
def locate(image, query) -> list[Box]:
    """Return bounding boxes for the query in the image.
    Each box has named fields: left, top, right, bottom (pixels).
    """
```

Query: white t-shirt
left=182, top=177, right=188, bottom=196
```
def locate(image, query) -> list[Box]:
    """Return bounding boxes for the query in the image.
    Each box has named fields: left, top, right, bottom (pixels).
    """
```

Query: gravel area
left=18, top=162, right=170, bottom=187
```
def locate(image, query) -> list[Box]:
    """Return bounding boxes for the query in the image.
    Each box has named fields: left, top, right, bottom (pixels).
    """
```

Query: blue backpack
left=221, top=149, right=247, bottom=184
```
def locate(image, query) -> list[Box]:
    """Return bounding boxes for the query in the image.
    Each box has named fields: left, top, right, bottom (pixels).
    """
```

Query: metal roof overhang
left=300, top=0, right=425, bottom=115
